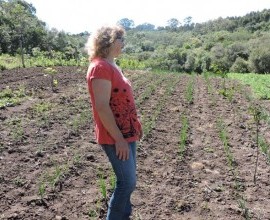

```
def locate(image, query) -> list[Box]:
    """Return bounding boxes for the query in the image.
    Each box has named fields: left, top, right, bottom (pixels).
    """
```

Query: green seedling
left=249, top=104, right=269, bottom=184
left=179, top=114, right=188, bottom=160
left=44, top=67, right=58, bottom=92
left=38, top=182, right=46, bottom=199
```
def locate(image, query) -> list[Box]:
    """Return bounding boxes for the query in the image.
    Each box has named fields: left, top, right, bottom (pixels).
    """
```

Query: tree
left=167, top=18, right=179, bottom=30
left=117, top=18, right=134, bottom=30
left=1, top=0, right=47, bottom=66
left=250, top=47, right=270, bottom=74
left=230, top=57, right=250, bottom=73
left=0, top=25, right=11, bottom=54
left=8, top=2, right=33, bottom=67
left=135, top=23, right=155, bottom=31
left=227, top=43, right=249, bottom=63
left=183, top=16, right=192, bottom=27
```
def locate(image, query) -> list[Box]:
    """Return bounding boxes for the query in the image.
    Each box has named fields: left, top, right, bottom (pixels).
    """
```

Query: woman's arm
left=92, top=79, right=129, bottom=160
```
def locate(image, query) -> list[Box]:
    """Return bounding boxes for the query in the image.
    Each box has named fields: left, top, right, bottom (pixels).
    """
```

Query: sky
left=25, top=0, right=270, bottom=34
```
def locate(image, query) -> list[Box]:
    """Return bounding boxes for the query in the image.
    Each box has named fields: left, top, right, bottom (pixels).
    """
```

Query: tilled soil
left=0, top=67, right=270, bottom=220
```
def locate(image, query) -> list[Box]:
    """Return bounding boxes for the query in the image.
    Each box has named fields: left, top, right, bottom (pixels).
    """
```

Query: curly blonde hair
left=85, top=25, right=125, bottom=61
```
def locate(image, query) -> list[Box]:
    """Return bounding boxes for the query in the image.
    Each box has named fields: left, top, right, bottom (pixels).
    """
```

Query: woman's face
left=110, top=36, right=125, bottom=57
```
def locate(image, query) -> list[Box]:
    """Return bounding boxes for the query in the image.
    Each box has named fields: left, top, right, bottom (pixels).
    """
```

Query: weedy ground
left=0, top=67, right=270, bottom=220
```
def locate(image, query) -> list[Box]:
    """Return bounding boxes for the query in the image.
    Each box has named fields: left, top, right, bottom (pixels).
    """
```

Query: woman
left=85, top=25, right=143, bottom=220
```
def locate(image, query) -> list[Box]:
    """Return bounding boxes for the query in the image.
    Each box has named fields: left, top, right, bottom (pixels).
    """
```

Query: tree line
left=0, top=0, right=88, bottom=67
left=118, top=10, right=270, bottom=74
left=0, top=0, right=270, bottom=73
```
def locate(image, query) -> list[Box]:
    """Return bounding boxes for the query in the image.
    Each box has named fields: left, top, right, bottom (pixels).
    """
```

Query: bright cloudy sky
left=25, top=0, right=270, bottom=34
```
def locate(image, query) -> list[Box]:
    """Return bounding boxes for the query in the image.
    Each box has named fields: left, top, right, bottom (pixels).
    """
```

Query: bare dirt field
left=0, top=67, right=270, bottom=220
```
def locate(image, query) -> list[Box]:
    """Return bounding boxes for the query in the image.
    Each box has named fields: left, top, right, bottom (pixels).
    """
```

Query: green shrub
left=250, top=47, right=270, bottom=73
left=230, top=57, right=250, bottom=73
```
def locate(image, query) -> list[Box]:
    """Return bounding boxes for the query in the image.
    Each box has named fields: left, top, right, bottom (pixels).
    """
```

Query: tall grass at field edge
left=229, top=73, right=270, bottom=100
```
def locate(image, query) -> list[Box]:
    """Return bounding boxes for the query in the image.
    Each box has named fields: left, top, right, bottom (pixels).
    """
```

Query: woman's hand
left=115, top=139, right=129, bottom=161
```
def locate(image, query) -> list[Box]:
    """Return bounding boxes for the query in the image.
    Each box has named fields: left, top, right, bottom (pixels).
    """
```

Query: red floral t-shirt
left=86, top=58, right=141, bottom=144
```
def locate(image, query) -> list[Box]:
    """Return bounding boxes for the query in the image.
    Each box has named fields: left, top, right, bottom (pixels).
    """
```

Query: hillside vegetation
left=0, top=0, right=270, bottom=74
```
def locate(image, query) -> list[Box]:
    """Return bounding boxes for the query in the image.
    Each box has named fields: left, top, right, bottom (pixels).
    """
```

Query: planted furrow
left=200, top=74, right=270, bottom=219
left=133, top=74, right=189, bottom=219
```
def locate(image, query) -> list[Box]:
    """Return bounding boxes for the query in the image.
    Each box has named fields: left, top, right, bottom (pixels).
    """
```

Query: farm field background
left=0, top=67, right=270, bottom=220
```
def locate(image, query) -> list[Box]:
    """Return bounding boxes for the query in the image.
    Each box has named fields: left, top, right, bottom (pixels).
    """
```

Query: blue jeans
left=102, top=142, right=137, bottom=220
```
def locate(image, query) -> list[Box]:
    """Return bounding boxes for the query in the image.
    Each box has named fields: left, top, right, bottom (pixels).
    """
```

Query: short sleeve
left=89, top=63, right=112, bottom=82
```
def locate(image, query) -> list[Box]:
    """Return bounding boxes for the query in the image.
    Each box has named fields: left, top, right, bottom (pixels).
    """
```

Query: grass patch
left=229, top=73, right=270, bottom=100
left=0, top=54, right=88, bottom=69
left=0, top=86, right=27, bottom=108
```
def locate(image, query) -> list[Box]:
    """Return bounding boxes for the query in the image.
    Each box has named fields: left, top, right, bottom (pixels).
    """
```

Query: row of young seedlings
left=178, top=74, right=195, bottom=160
left=203, top=72, right=217, bottom=107
left=191, top=73, right=250, bottom=217
left=248, top=103, right=270, bottom=182
left=238, top=82, right=270, bottom=176
left=214, top=81, right=270, bottom=219
left=201, top=72, right=270, bottom=218
left=135, top=74, right=167, bottom=107
left=5, top=89, right=92, bottom=148
left=243, top=79, right=270, bottom=169
left=30, top=98, right=92, bottom=159
left=33, top=88, right=94, bottom=210
left=204, top=72, right=270, bottom=170
left=210, top=72, right=270, bottom=218
left=87, top=166, right=116, bottom=219
left=131, top=71, right=157, bottom=92
left=90, top=162, right=144, bottom=219
left=216, top=118, right=251, bottom=219
left=141, top=75, right=180, bottom=139
left=202, top=72, right=250, bottom=217
left=37, top=147, right=84, bottom=203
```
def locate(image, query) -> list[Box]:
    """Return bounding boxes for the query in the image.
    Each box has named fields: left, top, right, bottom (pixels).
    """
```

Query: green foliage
left=0, top=0, right=46, bottom=59
left=0, top=52, right=87, bottom=69
left=0, top=86, right=26, bottom=108
left=167, top=18, right=180, bottom=30
left=0, top=54, right=23, bottom=69
left=210, top=63, right=228, bottom=78
left=230, top=57, right=250, bottom=73
left=185, top=77, right=194, bottom=104
left=48, top=165, right=65, bottom=189
left=259, top=136, right=270, bottom=163
left=184, top=53, right=196, bottom=73
left=119, top=57, right=146, bottom=70
left=44, top=67, right=58, bottom=92
left=250, top=46, right=270, bottom=74
left=229, top=73, right=270, bottom=99
left=238, top=197, right=251, bottom=219
left=37, top=163, right=69, bottom=199
left=117, top=18, right=134, bottom=30
left=34, top=102, right=52, bottom=114
left=44, top=67, right=57, bottom=75
left=227, top=43, right=249, bottom=63
left=97, top=170, right=107, bottom=200
left=0, top=0, right=88, bottom=66
left=7, top=117, right=24, bottom=142
left=33, top=102, right=52, bottom=128
left=248, top=103, right=267, bottom=184
left=38, top=182, right=46, bottom=199
left=179, top=115, right=188, bottom=160
left=119, top=10, right=270, bottom=74
left=217, top=119, right=234, bottom=169
left=135, top=23, right=155, bottom=31
left=1, top=1, right=270, bottom=74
